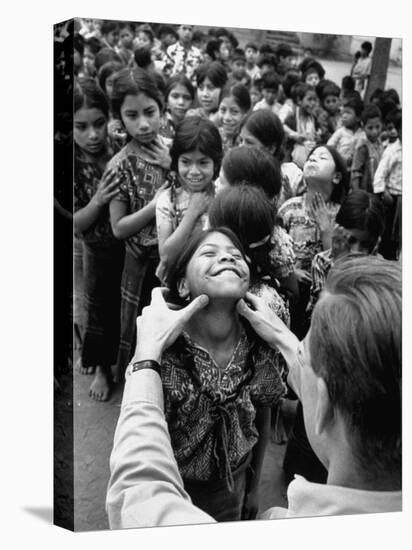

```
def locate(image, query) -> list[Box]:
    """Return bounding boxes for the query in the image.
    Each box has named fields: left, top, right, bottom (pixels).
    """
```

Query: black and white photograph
left=3, top=1, right=408, bottom=548
left=53, top=13, right=403, bottom=533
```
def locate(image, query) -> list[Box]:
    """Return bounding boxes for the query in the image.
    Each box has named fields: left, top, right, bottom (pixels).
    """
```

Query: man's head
left=304, top=255, right=401, bottom=488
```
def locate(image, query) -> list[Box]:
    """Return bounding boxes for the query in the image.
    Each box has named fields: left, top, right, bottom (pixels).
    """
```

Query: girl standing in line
left=74, top=77, right=124, bottom=401
left=106, top=67, right=171, bottom=380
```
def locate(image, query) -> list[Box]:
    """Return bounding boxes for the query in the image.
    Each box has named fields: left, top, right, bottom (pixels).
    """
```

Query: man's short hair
left=310, top=255, right=401, bottom=482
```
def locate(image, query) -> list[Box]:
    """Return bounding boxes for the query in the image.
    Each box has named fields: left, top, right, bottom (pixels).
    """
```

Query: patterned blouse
left=278, top=194, right=340, bottom=271
left=161, top=323, right=287, bottom=483
left=269, top=225, right=296, bottom=279
left=166, top=42, right=203, bottom=82
left=74, top=141, right=118, bottom=245
left=104, top=141, right=167, bottom=257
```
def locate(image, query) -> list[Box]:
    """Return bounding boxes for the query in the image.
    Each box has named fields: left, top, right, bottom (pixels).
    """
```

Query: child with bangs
left=156, top=117, right=223, bottom=284
left=217, top=83, right=251, bottom=153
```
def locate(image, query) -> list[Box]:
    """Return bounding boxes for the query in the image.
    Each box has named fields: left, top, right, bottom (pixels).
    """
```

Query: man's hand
left=237, top=292, right=299, bottom=368
left=132, top=288, right=209, bottom=363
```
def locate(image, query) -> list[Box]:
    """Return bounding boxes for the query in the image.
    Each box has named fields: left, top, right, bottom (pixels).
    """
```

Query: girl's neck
left=306, top=184, right=332, bottom=203
left=186, top=302, right=241, bottom=353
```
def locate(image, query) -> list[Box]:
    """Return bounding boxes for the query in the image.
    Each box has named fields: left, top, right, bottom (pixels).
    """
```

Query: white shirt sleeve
left=106, top=370, right=214, bottom=529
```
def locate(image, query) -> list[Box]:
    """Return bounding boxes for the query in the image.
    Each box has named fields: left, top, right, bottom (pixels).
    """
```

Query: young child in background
left=82, top=37, right=102, bottom=78
left=228, top=49, right=251, bottom=87
left=257, top=52, right=278, bottom=76
left=167, top=24, right=203, bottom=82
left=73, top=78, right=124, bottom=401
left=351, top=41, right=373, bottom=97
left=253, top=72, right=282, bottom=115
left=316, top=80, right=341, bottom=141
left=373, top=109, right=402, bottom=260
left=100, top=20, right=119, bottom=51
left=284, top=83, right=320, bottom=168
left=187, top=61, right=228, bottom=122
left=133, top=23, right=155, bottom=51
left=300, top=59, right=325, bottom=88
left=351, top=104, right=384, bottom=192
left=249, top=78, right=263, bottom=108
left=328, top=96, right=364, bottom=167
left=106, top=68, right=171, bottom=379
left=278, top=71, right=301, bottom=123
left=116, top=22, right=135, bottom=66
left=244, top=42, right=261, bottom=81
left=159, top=74, right=195, bottom=143
left=340, top=75, right=362, bottom=104
left=218, top=83, right=251, bottom=153
left=156, top=117, right=222, bottom=284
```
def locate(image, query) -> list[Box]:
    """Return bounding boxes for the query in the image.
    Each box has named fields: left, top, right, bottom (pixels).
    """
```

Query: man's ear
left=315, top=377, right=334, bottom=436
left=177, top=277, right=190, bottom=300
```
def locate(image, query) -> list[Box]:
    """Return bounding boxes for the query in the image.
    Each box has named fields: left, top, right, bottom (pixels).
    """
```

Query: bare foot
left=76, top=357, right=96, bottom=375
left=89, top=367, right=111, bottom=401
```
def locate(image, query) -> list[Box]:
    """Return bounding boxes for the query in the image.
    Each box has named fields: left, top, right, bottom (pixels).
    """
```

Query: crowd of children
left=54, top=18, right=402, bottom=520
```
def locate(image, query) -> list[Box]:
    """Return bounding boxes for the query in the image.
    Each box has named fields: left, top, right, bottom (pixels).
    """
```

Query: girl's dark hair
left=208, top=185, right=276, bottom=284
left=97, top=61, right=124, bottom=93
left=168, top=227, right=248, bottom=305
left=220, top=83, right=251, bottom=113
left=341, top=75, right=355, bottom=91
left=95, top=48, right=123, bottom=72
left=222, top=146, right=282, bottom=199
left=361, top=41, right=373, bottom=54
left=134, top=46, right=152, bottom=69
left=282, top=71, right=301, bottom=99
left=261, top=71, right=281, bottom=92
left=318, top=80, right=341, bottom=101
left=205, top=38, right=225, bottom=60
left=307, top=144, right=349, bottom=204
left=343, top=95, right=364, bottom=117
left=101, top=20, right=118, bottom=35
left=382, top=88, right=400, bottom=106
left=299, top=57, right=325, bottom=80
left=111, top=67, right=164, bottom=120
left=170, top=116, right=223, bottom=177
left=240, top=110, right=284, bottom=160
left=257, top=53, right=277, bottom=70
left=74, top=77, right=109, bottom=118
left=165, top=74, right=195, bottom=101
left=195, top=61, right=228, bottom=89
left=361, top=104, right=382, bottom=124
left=84, top=36, right=102, bottom=56
left=335, top=190, right=385, bottom=252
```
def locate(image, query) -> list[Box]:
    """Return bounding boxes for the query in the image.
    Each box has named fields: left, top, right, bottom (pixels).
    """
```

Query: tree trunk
left=365, top=38, right=392, bottom=102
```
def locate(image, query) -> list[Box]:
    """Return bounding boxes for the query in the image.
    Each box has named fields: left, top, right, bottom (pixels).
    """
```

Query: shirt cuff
left=122, top=369, right=164, bottom=409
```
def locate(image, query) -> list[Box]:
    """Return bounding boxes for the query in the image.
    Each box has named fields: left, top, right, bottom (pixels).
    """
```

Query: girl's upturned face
left=167, top=84, right=193, bottom=121
left=74, top=107, right=107, bottom=155
left=120, top=92, right=161, bottom=145
left=218, top=96, right=246, bottom=137
left=300, top=90, right=318, bottom=114
left=178, top=149, right=215, bottom=192
left=214, top=167, right=231, bottom=195
left=179, top=231, right=250, bottom=301
left=197, top=77, right=220, bottom=113
left=303, top=147, right=337, bottom=185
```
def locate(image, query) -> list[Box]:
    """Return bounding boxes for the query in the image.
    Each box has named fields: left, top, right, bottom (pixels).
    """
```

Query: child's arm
left=283, top=113, right=305, bottom=144
left=74, top=171, right=119, bottom=234
left=160, top=192, right=211, bottom=270
left=373, top=149, right=391, bottom=195
left=327, top=127, right=341, bottom=149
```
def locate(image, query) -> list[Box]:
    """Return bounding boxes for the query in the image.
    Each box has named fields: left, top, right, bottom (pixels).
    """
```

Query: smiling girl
left=217, top=83, right=251, bottom=153
left=156, top=117, right=222, bottom=284
left=161, top=227, right=287, bottom=521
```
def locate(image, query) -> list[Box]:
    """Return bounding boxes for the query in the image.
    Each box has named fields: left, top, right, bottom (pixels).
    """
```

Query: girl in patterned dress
left=161, top=227, right=288, bottom=521
left=156, top=116, right=223, bottom=284
left=74, top=77, right=124, bottom=401
left=106, top=67, right=171, bottom=380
